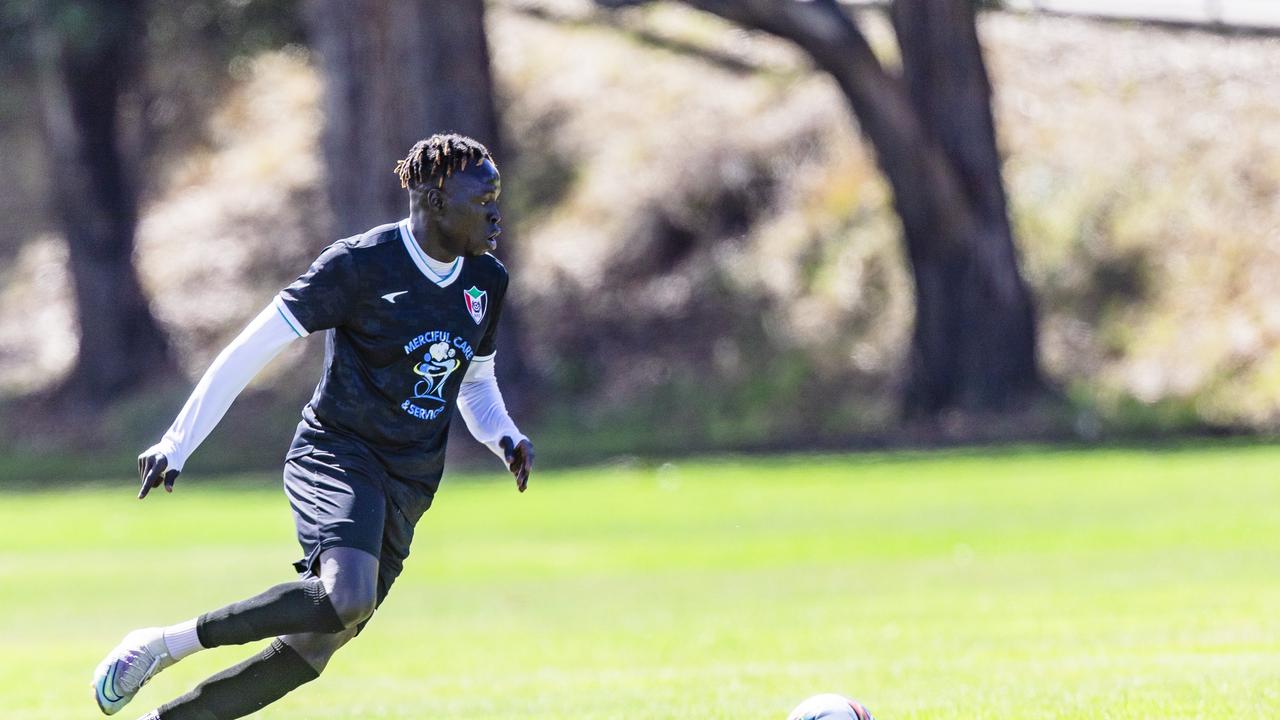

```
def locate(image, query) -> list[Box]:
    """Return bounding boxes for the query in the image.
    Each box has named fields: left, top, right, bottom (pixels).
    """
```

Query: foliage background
left=0, top=2, right=1277, bottom=472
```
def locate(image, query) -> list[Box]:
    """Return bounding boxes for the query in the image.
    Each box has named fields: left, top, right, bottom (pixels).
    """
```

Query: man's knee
left=317, top=546, right=379, bottom=628
left=328, top=583, right=377, bottom=628
left=282, top=627, right=357, bottom=673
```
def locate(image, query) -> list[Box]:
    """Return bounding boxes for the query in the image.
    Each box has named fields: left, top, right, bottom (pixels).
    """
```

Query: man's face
left=433, top=159, right=502, bottom=257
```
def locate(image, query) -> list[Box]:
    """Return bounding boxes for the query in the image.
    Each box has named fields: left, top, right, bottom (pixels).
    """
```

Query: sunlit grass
left=4, top=443, right=1279, bottom=718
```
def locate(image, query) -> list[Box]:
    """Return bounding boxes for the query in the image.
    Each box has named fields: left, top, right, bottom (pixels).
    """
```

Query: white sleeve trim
left=154, top=301, right=301, bottom=471
left=457, top=353, right=525, bottom=462
left=273, top=295, right=310, bottom=338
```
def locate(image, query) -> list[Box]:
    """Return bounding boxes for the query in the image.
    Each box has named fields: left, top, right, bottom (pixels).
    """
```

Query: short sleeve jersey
left=275, top=220, right=508, bottom=490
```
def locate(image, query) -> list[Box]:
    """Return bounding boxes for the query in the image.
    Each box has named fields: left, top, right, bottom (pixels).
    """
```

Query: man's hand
left=137, top=448, right=180, bottom=499
left=499, top=436, right=534, bottom=493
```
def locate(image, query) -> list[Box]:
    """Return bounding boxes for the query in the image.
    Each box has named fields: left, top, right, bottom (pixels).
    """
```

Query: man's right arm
left=138, top=298, right=304, bottom=497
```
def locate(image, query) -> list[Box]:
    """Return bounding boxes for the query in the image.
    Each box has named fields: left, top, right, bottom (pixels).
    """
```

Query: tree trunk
left=34, top=0, right=178, bottom=401
left=890, top=0, right=1041, bottom=415
left=606, top=0, right=1044, bottom=416
left=304, top=0, right=503, bottom=236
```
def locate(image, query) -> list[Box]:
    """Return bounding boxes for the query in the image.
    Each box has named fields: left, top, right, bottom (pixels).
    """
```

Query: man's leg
left=140, top=547, right=378, bottom=720
left=92, top=546, right=378, bottom=715
left=189, top=544, right=380, bottom=648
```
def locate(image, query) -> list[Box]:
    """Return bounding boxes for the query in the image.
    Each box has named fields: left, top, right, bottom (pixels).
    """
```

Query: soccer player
left=91, top=133, right=534, bottom=720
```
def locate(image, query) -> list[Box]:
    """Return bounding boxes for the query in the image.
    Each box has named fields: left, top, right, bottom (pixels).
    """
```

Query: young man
left=91, top=133, right=534, bottom=720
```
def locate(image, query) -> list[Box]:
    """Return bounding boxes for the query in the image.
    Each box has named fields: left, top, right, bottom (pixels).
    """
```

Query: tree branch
left=514, top=1, right=769, bottom=76
left=599, top=0, right=1044, bottom=411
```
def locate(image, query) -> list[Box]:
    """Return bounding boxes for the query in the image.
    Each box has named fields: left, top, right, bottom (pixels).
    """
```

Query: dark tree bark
left=304, top=0, right=503, bottom=236
left=34, top=0, right=178, bottom=401
left=601, top=0, right=1044, bottom=416
left=889, top=0, right=1040, bottom=415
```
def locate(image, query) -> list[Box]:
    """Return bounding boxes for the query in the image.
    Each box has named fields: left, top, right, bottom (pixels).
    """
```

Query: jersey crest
left=463, top=286, right=487, bottom=324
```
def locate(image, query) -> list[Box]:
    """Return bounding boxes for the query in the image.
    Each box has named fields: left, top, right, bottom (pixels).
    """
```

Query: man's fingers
left=163, top=469, right=179, bottom=493
left=138, top=459, right=155, bottom=499
left=514, top=442, right=533, bottom=492
left=138, top=471, right=156, bottom=499
left=502, top=440, right=533, bottom=492
left=517, top=447, right=532, bottom=492
left=138, top=455, right=167, bottom=499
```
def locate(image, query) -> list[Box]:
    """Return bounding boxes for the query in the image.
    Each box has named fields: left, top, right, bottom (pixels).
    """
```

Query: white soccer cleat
left=91, top=628, right=176, bottom=715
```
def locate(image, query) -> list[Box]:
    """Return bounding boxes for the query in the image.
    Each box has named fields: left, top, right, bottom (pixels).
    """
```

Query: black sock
left=196, top=580, right=345, bottom=648
left=157, top=638, right=318, bottom=720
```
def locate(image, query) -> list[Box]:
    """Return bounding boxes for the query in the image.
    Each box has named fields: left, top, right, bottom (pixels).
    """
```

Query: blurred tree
left=601, top=0, right=1043, bottom=417
left=32, top=0, right=179, bottom=401
left=1, top=1, right=304, bottom=263
left=304, top=0, right=503, bottom=236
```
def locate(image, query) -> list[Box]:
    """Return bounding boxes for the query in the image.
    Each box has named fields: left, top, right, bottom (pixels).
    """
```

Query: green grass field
left=3, top=443, right=1279, bottom=719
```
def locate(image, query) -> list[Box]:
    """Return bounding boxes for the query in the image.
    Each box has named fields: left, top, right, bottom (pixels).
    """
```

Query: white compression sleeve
left=457, top=353, right=526, bottom=461
left=149, top=300, right=301, bottom=471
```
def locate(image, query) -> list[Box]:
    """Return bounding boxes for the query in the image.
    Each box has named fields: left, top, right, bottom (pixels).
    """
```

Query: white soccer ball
left=787, top=693, right=875, bottom=720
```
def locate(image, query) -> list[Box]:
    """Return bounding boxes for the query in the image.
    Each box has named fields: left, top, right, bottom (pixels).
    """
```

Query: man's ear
left=425, top=187, right=446, bottom=213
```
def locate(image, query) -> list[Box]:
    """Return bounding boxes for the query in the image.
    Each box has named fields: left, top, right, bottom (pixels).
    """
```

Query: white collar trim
left=399, top=219, right=463, bottom=288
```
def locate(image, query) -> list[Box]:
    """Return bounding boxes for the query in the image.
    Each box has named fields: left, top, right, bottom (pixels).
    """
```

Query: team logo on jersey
left=463, top=286, right=487, bottom=324
left=409, top=341, right=461, bottom=405
left=400, top=330, right=476, bottom=422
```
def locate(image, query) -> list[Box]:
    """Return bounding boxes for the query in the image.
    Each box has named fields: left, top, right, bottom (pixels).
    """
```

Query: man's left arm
left=457, top=354, right=534, bottom=492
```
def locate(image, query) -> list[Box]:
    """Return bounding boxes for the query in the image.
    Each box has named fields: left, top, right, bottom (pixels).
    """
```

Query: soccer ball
left=787, top=693, right=875, bottom=720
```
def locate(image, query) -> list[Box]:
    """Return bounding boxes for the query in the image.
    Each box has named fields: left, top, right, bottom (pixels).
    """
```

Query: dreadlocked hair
left=394, top=133, right=493, bottom=191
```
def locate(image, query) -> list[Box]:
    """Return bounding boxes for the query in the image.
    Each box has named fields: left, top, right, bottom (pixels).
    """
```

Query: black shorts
left=283, top=444, right=434, bottom=614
